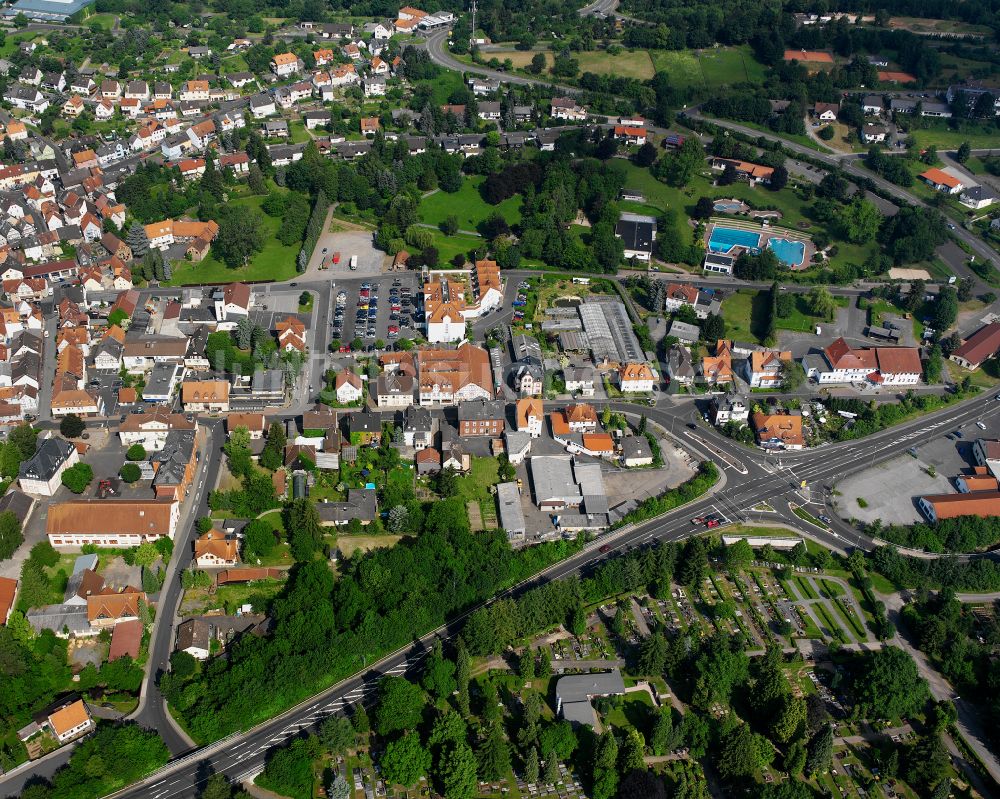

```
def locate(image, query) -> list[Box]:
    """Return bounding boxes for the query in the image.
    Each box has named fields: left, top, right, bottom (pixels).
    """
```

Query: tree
left=120, top=463, right=141, bottom=483
left=422, top=638, right=457, bottom=700
left=126, top=221, right=149, bottom=258
left=376, top=676, right=426, bottom=736
left=382, top=732, right=431, bottom=787
left=437, top=740, right=478, bottom=799
left=854, top=647, right=929, bottom=720
left=319, top=715, right=354, bottom=756
left=956, top=142, right=971, bottom=164
left=542, top=750, right=560, bottom=785
left=200, top=774, right=237, bottom=799
left=634, top=142, right=657, bottom=167
left=769, top=164, right=788, bottom=191
left=805, top=286, right=837, bottom=320
left=836, top=197, right=882, bottom=244
left=717, top=723, right=772, bottom=779
left=530, top=53, right=546, bottom=74
left=62, top=462, right=94, bottom=494
left=213, top=207, right=266, bottom=267
left=701, top=313, right=725, bottom=343
left=126, top=444, right=147, bottom=461
left=351, top=703, right=370, bottom=734
left=781, top=361, right=806, bottom=392
left=524, top=746, right=539, bottom=783
left=770, top=693, right=806, bottom=744
left=724, top=539, right=754, bottom=571
left=247, top=163, right=266, bottom=194
left=259, top=738, right=314, bottom=799
left=0, top=510, right=23, bottom=560
left=477, top=722, right=511, bottom=781
left=288, top=498, right=324, bottom=562
left=260, top=421, right=287, bottom=472
left=243, top=518, right=276, bottom=562
left=618, top=728, right=646, bottom=772
left=617, top=770, right=666, bottom=799
left=60, top=414, right=85, bottom=438
left=805, top=725, right=833, bottom=775
left=931, top=286, right=958, bottom=332
left=456, top=636, right=471, bottom=715
left=637, top=632, right=667, bottom=676
left=329, top=775, right=350, bottom=799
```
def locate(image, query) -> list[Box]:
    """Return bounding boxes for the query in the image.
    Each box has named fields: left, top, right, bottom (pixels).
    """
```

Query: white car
left=977, top=421, right=987, bottom=430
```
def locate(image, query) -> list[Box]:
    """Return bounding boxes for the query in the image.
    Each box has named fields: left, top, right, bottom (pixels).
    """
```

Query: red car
left=332, top=251, right=341, bottom=264
left=705, top=519, right=720, bottom=528
left=599, top=544, right=611, bottom=553
left=339, top=345, right=351, bottom=353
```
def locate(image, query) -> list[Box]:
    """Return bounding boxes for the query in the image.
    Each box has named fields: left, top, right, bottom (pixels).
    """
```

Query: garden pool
left=767, top=237, right=806, bottom=268
left=707, top=226, right=761, bottom=253
left=713, top=201, right=746, bottom=213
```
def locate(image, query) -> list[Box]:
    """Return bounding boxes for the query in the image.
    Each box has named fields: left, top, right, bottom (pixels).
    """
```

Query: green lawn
left=414, top=69, right=466, bottom=106
left=426, top=230, right=486, bottom=265
left=288, top=120, right=311, bottom=144
left=165, top=194, right=299, bottom=285
left=720, top=289, right=764, bottom=342
left=456, top=457, right=500, bottom=503
left=83, top=12, right=118, bottom=28
left=776, top=294, right=848, bottom=333
left=418, top=177, right=522, bottom=232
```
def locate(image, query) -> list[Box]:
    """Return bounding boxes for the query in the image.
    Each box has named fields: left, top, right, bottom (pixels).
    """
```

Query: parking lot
left=833, top=415, right=998, bottom=525
left=308, top=229, right=386, bottom=278
left=329, top=272, right=423, bottom=349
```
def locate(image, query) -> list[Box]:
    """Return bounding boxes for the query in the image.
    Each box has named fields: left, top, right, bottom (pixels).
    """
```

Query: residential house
left=752, top=411, right=805, bottom=450
left=194, top=530, right=240, bottom=568
left=46, top=700, right=94, bottom=744
left=563, top=366, right=595, bottom=397
left=919, top=167, right=966, bottom=194
left=952, top=323, right=1000, bottom=370
left=665, top=345, right=695, bottom=386
left=18, top=436, right=78, bottom=496
left=742, top=350, right=792, bottom=388
left=375, top=372, right=414, bottom=408
left=550, top=97, right=586, bottom=121
left=617, top=362, right=656, bottom=393
left=457, top=398, right=505, bottom=437
left=516, top=397, right=544, bottom=437
left=335, top=370, right=363, bottom=404
left=417, top=343, right=493, bottom=405
left=959, top=185, right=996, bottom=210
left=399, top=404, right=433, bottom=449
left=271, top=53, right=302, bottom=77
left=621, top=436, right=654, bottom=467
left=181, top=380, right=230, bottom=412
left=711, top=392, right=750, bottom=426
left=615, top=213, right=657, bottom=261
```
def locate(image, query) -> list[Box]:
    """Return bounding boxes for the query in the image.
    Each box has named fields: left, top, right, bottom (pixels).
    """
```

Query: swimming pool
left=767, top=237, right=806, bottom=268
left=708, top=226, right=761, bottom=254
left=713, top=201, right=745, bottom=213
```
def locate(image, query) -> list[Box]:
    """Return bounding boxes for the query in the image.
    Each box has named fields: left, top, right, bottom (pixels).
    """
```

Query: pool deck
left=704, top=218, right=815, bottom=271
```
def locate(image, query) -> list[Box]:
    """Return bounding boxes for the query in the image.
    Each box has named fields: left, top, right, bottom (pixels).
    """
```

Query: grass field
left=650, top=46, right=766, bottom=89
left=166, top=194, right=299, bottom=285
left=335, top=535, right=402, bottom=557
left=418, top=176, right=522, bottom=231
left=905, top=123, right=1000, bottom=152
left=486, top=44, right=763, bottom=86
left=426, top=230, right=486, bottom=264
left=83, top=12, right=118, bottom=28
left=415, top=69, right=466, bottom=106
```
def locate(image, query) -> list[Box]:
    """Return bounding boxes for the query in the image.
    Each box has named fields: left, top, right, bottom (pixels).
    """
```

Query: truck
left=349, top=255, right=358, bottom=270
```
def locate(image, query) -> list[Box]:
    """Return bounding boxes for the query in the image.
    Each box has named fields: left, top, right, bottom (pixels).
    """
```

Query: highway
left=2, top=382, right=986, bottom=799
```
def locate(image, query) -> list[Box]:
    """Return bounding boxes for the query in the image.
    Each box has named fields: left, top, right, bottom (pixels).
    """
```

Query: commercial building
left=555, top=669, right=625, bottom=727
left=615, top=213, right=657, bottom=261
left=495, top=482, right=526, bottom=540
left=919, top=491, right=1000, bottom=522
left=951, top=322, right=1000, bottom=370
left=803, top=337, right=922, bottom=386
left=48, top=500, right=179, bottom=547
left=416, top=343, right=493, bottom=405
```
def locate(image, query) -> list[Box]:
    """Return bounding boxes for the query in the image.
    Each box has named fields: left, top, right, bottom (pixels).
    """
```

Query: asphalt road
left=11, top=384, right=989, bottom=799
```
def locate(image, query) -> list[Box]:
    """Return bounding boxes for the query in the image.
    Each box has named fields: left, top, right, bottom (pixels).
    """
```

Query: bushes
left=61, top=462, right=93, bottom=494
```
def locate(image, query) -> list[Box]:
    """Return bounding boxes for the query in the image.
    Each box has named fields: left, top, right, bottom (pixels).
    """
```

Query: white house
left=335, top=370, right=363, bottom=404
left=18, top=437, right=79, bottom=496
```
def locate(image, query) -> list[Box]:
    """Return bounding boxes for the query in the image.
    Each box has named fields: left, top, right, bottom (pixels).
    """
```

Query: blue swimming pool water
left=708, top=226, right=761, bottom=253
left=767, top=237, right=806, bottom=267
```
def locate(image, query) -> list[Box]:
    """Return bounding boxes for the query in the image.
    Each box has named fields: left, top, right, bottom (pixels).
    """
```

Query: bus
left=349, top=255, right=358, bottom=270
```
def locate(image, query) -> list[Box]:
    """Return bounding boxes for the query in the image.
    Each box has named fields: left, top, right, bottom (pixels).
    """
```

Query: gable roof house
left=952, top=323, right=1000, bottom=370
